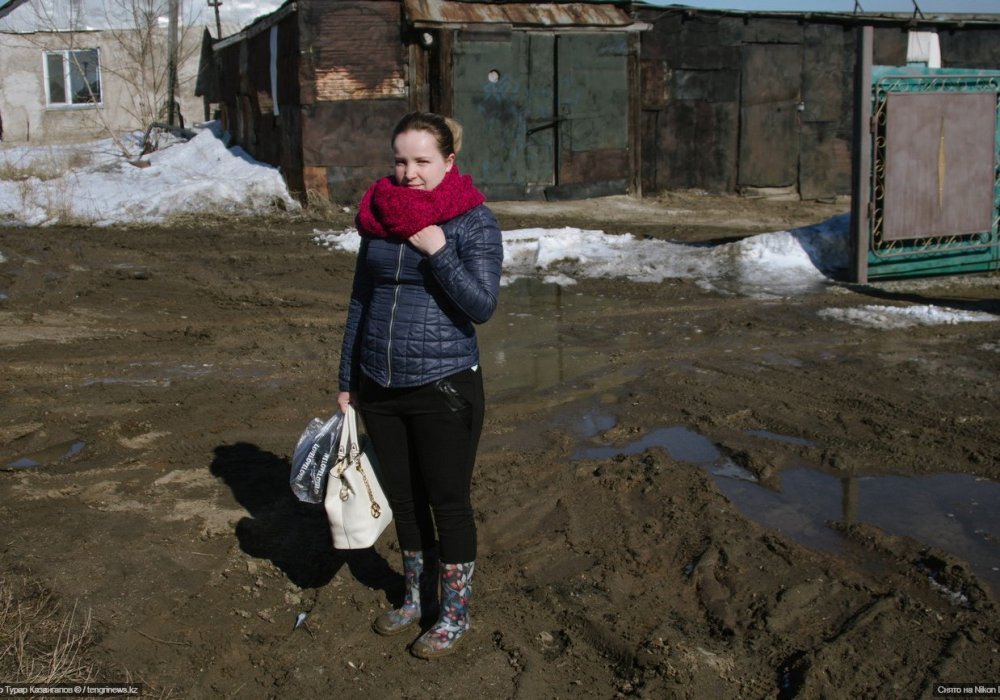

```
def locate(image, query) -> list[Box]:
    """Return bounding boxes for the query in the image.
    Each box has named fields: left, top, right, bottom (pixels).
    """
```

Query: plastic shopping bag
left=289, top=411, right=344, bottom=504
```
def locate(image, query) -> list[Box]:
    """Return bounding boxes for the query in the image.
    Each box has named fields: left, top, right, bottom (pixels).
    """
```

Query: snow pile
left=818, top=304, right=996, bottom=329
left=315, top=214, right=850, bottom=298
left=0, top=125, right=299, bottom=226
left=314, top=215, right=998, bottom=329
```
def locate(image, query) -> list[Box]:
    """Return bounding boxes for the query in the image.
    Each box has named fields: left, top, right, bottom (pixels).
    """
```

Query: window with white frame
left=44, top=49, right=102, bottom=107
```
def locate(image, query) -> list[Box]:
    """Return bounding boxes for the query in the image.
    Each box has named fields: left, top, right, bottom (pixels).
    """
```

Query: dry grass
left=304, top=189, right=357, bottom=226
left=0, top=149, right=93, bottom=182
left=160, top=207, right=301, bottom=230
left=0, top=574, right=97, bottom=684
left=158, top=191, right=356, bottom=230
left=0, top=573, right=178, bottom=697
left=304, top=188, right=338, bottom=220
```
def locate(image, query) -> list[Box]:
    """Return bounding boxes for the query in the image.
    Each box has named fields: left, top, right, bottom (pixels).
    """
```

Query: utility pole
left=207, top=0, right=222, bottom=38
left=167, top=0, right=179, bottom=126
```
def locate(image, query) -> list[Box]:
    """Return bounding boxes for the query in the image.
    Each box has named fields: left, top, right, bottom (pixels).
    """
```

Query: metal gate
left=452, top=31, right=630, bottom=200
left=852, top=31, right=1000, bottom=281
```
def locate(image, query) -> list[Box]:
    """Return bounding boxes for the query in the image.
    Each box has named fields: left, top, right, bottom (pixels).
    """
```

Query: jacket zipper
left=385, top=244, right=405, bottom=386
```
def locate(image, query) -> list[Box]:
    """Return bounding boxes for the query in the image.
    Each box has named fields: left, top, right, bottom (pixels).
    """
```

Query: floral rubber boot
left=373, top=549, right=438, bottom=636
left=411, top=561, right=474, bottom=659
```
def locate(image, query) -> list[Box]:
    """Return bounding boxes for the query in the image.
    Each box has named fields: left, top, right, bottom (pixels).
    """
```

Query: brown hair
left=392, top=111, right=463, bottom=157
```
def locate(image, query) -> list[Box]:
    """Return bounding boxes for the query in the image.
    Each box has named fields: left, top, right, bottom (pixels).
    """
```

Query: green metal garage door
left=453, top=31, right=630, bottom=200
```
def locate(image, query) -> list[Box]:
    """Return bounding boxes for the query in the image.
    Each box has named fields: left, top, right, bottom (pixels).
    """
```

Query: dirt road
left=1, top=195, right=998, bottom=698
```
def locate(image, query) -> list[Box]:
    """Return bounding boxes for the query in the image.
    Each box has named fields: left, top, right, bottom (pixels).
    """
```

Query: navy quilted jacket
left=338, top=204, right=503, bottom=390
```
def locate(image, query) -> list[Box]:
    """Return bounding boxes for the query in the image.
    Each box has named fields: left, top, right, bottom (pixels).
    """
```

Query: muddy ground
left=1, top=192, right=998, bottom=698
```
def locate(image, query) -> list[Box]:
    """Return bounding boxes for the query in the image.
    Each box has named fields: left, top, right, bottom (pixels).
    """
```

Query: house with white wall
left=0, top=0, right=277, bottom=145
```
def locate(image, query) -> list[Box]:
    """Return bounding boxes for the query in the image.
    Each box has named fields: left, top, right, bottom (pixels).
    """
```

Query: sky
left=1, top=124, right=996, bottom=330
left=0, top=0, right=287, bottom=32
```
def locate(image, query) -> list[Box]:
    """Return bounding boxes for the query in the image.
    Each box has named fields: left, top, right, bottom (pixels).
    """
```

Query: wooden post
left=439, top=29, right=454, bottom=117
left=208, top=0, right=222, bottom=39
left=850, top=26, right=873, bottom=284
left=167, top=0, right=179, bottom=126
left=628, top=32, right=642, bottom=198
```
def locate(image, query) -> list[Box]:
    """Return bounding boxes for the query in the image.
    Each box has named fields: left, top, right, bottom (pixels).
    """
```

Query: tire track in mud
left=3, top=221, right=999, bottom=696
left=480, top=390, right=1000, bottom=698
left=778, top=593, right=945, bottom=698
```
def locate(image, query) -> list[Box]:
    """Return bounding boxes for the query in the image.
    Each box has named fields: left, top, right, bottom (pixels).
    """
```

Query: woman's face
left=393, top=129, right=455, bottom=191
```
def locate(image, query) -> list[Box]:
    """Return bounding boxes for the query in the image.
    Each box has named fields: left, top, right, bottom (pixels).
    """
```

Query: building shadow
left=209, top=442, right=398, bottom=596
left=788, top=213, right=852, bottom=280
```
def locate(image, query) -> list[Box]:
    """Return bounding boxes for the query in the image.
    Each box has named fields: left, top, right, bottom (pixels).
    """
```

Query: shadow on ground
left=209, top=442, right=398, bottom=594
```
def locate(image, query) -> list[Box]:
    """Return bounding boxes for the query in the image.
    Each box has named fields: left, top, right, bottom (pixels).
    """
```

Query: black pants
left=359, top=367, right=484, bottom=564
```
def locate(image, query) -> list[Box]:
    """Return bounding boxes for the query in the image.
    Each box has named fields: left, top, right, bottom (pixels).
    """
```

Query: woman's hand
left=337, top=391, right=355, bottom=414
left=408, top=225, right=446, bottom=256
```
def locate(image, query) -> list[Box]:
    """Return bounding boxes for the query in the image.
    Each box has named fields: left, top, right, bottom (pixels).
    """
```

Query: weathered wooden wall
left=212, top=0, right=405, bottom=202
left=638, top=10, right=1000, bottom=200
left=639, top=13, right=740, bottom=194
left=299, top=0, right=407, bottom=201
left=208, top=3, right=1000, bottom=204
left=213, top=11, right=303, bottom=197
left=639, top=11, right=856, bottom=199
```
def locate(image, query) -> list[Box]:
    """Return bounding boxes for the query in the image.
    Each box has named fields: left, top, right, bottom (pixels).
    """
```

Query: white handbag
left=323, top=405, right=393, bottom=549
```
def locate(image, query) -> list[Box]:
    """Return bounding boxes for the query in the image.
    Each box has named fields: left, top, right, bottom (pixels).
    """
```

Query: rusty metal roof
left=638, top=4, right=1000, bottom=29
left=404, top=0, right=637, bottom=29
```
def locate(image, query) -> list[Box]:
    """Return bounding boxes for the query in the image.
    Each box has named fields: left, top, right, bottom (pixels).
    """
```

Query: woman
left=337, top=111, right=503, bottom=659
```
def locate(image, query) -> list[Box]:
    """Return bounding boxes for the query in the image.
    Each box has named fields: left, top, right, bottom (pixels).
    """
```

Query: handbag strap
left=333, top=406, right=352, bottom=477
left=334, top=406, right=362, bottom=472
left=345, top=405, right=360, bottom=460
left=339, top=405, right=384, bottom=519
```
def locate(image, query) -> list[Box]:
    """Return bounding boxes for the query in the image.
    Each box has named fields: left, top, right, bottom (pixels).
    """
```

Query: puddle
left=572, top=419, right=1000, bottom=593
left=574, top=425, right=758, bottom=482
left=4, top=439, right=86, bottom=471
left=478, top=279, right=840, bottom=400
left=479, top=278, right=661, bottom=396
left=83, top=377, right=171, bottom=387
left=716, top=469, right=1000, bottom=594
left=478, top=275, right=999, bottom=592
left=575, top=407, right=617, bottom=439
left=6, top=457, right=42, bottom=469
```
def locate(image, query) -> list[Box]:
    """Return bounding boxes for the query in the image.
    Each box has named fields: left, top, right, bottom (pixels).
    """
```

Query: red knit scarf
left=356, top=167, right=485, bottom=239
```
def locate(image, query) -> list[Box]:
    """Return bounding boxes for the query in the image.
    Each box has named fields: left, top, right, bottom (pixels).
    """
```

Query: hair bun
left=443, top=116, right=463, bottom=155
